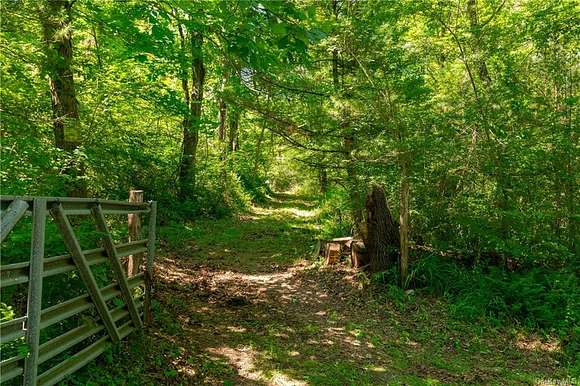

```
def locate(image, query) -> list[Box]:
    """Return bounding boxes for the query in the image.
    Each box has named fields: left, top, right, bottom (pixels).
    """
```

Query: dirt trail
left=108, top=194, right=563, bottom=385
left=151, top=193, right=389, bottom=385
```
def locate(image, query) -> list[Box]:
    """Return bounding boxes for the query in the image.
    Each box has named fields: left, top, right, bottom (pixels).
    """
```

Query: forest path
left=149, top=192, right=392, bottom=385
left=105, top=193, right=562, bottom=385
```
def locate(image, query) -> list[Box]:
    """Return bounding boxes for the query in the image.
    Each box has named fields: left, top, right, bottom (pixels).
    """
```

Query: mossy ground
left=70, top=194, right=570, bottom=385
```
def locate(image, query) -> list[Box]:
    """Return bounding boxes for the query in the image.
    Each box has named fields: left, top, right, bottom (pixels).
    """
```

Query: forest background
left=1, top=0, right=578, bottom=375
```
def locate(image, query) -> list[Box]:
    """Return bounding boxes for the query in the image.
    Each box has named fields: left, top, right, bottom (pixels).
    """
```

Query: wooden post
left=127, top=190, right=144, bottom=277
left=23, top=199, right=46, bottom=386
left=144, top=201, right=157, bottom=325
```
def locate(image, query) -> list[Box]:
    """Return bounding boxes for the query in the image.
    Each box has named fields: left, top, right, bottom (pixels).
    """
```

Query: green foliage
left=411, top=254, right=579, bottom=362
left=0, top=302, right=15, bottom=322
left=317, top=188, right=352, bottom=239
left=267, top=157, right=304, bottom=193
left=1, top=0, right=578, bottom=381
left=234, top=152, right=271, bottom=203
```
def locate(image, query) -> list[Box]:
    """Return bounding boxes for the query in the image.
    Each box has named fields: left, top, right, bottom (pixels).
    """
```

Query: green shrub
left=317, top=188, right=353, bottom=239
left=237, top=165, right=270, bottom=203
left=411, top=254, right=579, bottom=362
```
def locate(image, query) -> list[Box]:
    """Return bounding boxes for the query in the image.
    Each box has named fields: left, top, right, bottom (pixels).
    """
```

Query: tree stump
left=350, top=240, right=368, bottom=268
left=364, top=185, right=399, bottom=272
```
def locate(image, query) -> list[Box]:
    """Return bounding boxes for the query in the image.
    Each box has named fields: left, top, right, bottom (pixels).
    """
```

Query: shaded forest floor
left=81, top=194, right=568, bottom=385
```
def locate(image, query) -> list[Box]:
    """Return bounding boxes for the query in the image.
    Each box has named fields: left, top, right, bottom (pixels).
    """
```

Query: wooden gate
left=0, top=196, right=157, bottom=386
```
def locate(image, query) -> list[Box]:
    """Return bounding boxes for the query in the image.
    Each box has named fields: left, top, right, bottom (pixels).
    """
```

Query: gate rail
left=0, top=196, right=157, bottom=386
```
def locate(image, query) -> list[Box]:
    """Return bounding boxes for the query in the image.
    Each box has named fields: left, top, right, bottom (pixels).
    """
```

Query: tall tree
left=228, top=108, right=240, bottom=152
left=331, top=0, right=364, bottom=233
left=40, top=0, right=84, bottom=196
left=177, top=24, right=205, bottom=199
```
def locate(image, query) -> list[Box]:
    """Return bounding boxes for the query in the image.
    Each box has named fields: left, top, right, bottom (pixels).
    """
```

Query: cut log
left=331, top=236, right=353, bottom=243
left=364, top=185, right=399, bottom=272
left=324, top=242, right=341, bottom=265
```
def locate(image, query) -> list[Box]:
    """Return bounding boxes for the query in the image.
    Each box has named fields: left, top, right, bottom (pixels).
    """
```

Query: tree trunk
left=228, top=109, right=240, bottom=152
left=467, top=0, right=491, bottom=86
left=253, top=91, right=270, bottom=173
left=218, top=98, right=227, bottom=142
left=319, top=168, right=328, bottom=194
left=331, top=0, right=362, bottom=233
left=179, top=115, right=199, bottom=198
left=565, top=109, right=578, bottom=255
left=364, top=185, right=399, bottom=272
left=253, top=124, right=266, bottom=173
left=331, top=0, right=340, bottom=89
left=399, top=159, right=410, bottom=287
left=41, top=0, right=85, bottom=196
left=344, top=135, right=363, bottom=233
left=332, top=48, right=339, bottom=89
left=467, top=0, right=515, bottom=262
left=178, top=31, right=205, bottom=199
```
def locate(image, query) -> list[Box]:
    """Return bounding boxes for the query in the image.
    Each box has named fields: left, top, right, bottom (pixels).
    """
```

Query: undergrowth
left=372, top=254, right=580, bottom=374
left=316, top=186, right=579, bottom=373
left=317, top=188, right=353, bottom=239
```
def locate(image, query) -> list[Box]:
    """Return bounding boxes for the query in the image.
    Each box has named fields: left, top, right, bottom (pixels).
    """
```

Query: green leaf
left=271, top=23, right=287, bottom=36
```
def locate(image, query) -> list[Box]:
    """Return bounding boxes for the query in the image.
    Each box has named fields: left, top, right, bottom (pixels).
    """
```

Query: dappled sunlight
left=250, top=194, right=320, bottom=222
left=227, top=326, right=248, bottom=333
left=137, top=193, right=568, bottom=384
left=280, top=207, right=318, bottom=218
left=214, top=270, right=295, bottom=284
left=154, top=193, right=321, bottom=279
left=514, top=334, right=561, bottom=353
left=320, top=339, right=335, bottom=346
left=270, top=372, right=308, bottom=386
left=206, top=346, right=264, bottom=382
left=203, top=344, right=310, bottom=386
left=157, top=256, right=201, bottom=284
left=239, top=214, right=260, bottom=221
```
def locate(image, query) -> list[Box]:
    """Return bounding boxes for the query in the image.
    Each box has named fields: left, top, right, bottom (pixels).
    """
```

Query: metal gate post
left=23, top=199, right=47, bottom=386
left=144, top=201, right=157, bottom=325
